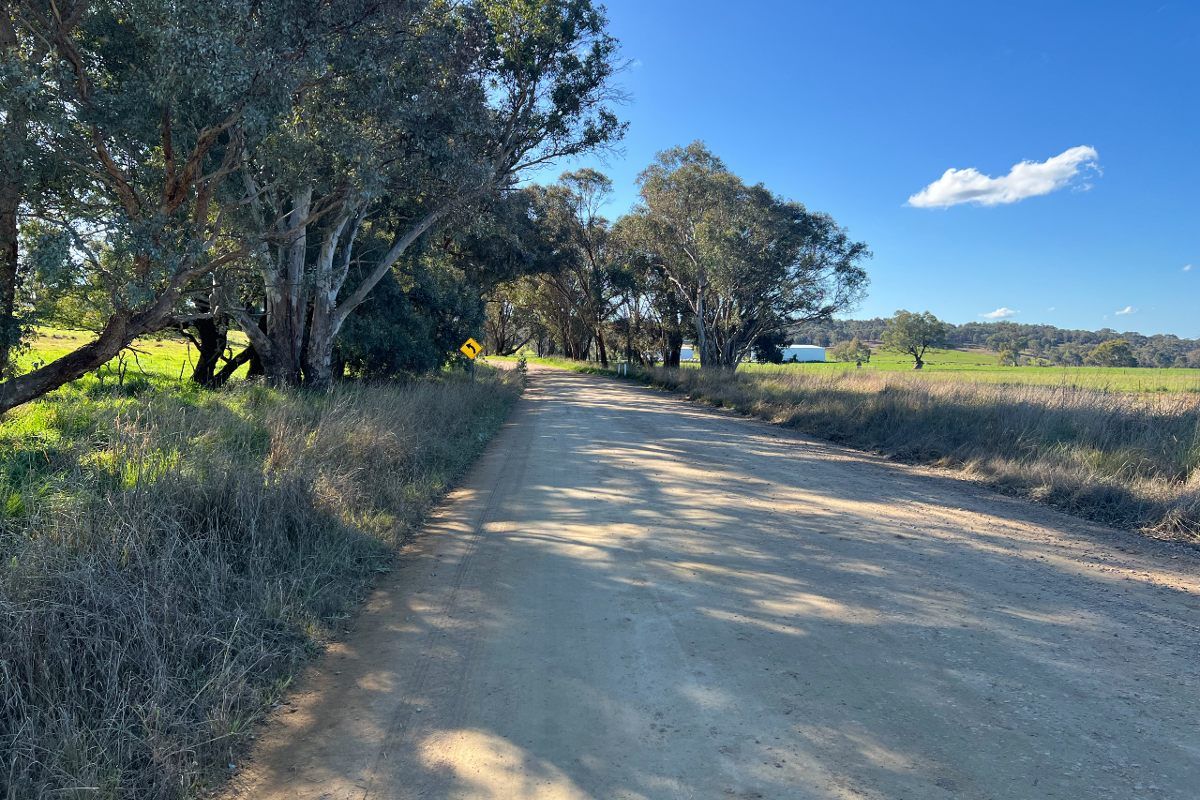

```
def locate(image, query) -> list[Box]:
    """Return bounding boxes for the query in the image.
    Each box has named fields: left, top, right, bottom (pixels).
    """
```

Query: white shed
left=676, top=343, right=824, bottom=363
left=781, top=344, right=825, bottom=363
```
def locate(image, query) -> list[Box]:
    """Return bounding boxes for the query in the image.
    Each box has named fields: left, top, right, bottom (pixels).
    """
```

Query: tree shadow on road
left=231, top=369, right=1200, bottom=800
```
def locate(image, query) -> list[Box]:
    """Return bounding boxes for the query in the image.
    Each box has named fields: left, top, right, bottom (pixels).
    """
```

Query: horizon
left=815, top=314, right=1200, bottom=342
left=535, top=0, right=1199, bottom=339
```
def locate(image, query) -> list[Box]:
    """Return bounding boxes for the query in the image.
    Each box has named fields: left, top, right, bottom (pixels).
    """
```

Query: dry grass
left=641, top=366, right=1200, bottom=539
left=0, top=370, right=521, bottom=798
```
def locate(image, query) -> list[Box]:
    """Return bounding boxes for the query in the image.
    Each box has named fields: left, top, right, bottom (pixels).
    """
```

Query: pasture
left=693, top=347, right=1200, bottom=393
left=18, top=327, right=250, bottom=387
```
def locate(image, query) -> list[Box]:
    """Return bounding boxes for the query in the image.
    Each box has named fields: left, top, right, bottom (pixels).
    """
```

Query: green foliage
left=336, top=257, right=486, bottom=379
left=518, top=170, right=627, bottom=363
left=0, top=0, right=342, bottom=408
left=1087, top=338, right=1138, bottom=368
left=751, top=329, right=789, bottom=363
left=478, top=0, right=625, bottom=164
left=620, top=141, right=869, bottom=368
left=485, top=146, right=870, bottom=370
left=987, top=329, right=1030, bottom=366
left=882, top=310, right=949, bottom=369
left=3, top=0, right=626, bottom=404
left=829, top=337, right=872, bottom=365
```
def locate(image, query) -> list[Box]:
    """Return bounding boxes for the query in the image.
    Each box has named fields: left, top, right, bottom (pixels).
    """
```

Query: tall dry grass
left=0, top=371, right=521, bottom=798
left=644, top=366, right=1200, bottom=538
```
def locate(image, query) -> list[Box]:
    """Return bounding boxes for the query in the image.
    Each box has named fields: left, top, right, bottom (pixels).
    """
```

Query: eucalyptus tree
left=365, top=187, right=562, bottom=363
left=295, top=0, right=622, bottom=386
left=515, top=271, right=595, bottom=359
left=467, top=192, right=566, bottom=355
left=987, top=328, right=1030, bottom=366
left=0, top=0, right=325, bottom=412
left=217, top=0, right=476, bottom=385
left=829, top=337, right=872, bottom=366
left=882, top=310, right=948, bottom=369
left=281, top=189, right=553, bottom=379
left=640, top=270, right=691, bottom=366
left=485, top=282, right=535, bottom=356
left=1086, top=338, right=1138, bottom=368
left=622, top=142, right=869, bottom=370
left=606, top=216, right=687, bottom=365
left=526, top=169, right=624, bottom=365
left=0, top=6, right=34, bottom=375
left=225, top=0, right=624, bottom=387
left=1, top=3, right=99, bottom=375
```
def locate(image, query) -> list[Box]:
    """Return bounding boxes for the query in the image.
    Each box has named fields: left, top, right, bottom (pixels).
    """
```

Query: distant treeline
left=793, top=318, right=1200, bottom=368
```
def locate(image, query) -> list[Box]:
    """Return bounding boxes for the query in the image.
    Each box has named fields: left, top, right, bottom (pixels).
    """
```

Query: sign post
left=460, top=337, right=483, bottom=382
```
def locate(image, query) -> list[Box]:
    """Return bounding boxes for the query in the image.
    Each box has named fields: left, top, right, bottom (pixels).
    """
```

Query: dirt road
left=229, top=367, right=1200, bottom=800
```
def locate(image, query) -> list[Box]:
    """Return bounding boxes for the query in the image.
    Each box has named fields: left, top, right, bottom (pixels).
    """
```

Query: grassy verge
left=518, top=357, right=1200, bottom=539
left=0, top=368, right=522, bottom=798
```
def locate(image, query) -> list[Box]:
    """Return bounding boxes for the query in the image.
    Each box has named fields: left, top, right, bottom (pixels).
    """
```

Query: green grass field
left=511, top=347, right=1200, bottom=393
left=738, top=349, right=1200, bottom=393
left=17, top=326, right=250, bottom=389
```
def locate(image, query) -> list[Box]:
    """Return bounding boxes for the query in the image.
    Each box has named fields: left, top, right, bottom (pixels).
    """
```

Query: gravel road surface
left=228, top=366, right=1200, bottom=800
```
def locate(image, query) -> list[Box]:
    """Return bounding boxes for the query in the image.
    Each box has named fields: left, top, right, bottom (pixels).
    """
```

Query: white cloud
left=1184, top=264, right=1194, bottom=272
left=907, top=145, right=1100, bottom=208
left=1115, top=305, right=1137, bottom=315
left=1046, top=306, right=1057, bottom=311
left=980, top=307, right=1019, bottom=319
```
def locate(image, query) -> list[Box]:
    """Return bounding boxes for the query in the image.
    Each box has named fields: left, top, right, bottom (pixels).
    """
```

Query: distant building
left=676, top=343, right=825, bottom=363
left=781, top=344, right=825, bottom=363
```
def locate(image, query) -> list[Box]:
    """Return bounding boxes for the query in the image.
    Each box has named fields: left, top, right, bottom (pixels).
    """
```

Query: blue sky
left=545, top=0, right=1200, bottom=337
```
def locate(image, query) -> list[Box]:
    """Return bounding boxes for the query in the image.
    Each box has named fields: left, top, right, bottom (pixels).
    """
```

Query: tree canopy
left=830, top=337, right=872, bottom=365
left=0, top=0, right=625, bottom=410
left=882, top=310, right=948, bottom=369
left=481, top=143, right=871, bottom=370
left=614, top=142, right=869, bottom=369
left=1086, top=338, right=1138, bottom=368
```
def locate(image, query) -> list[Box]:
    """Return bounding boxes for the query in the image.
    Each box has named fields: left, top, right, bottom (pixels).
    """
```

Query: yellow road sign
left=459, top=337, right=483, bottom=359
